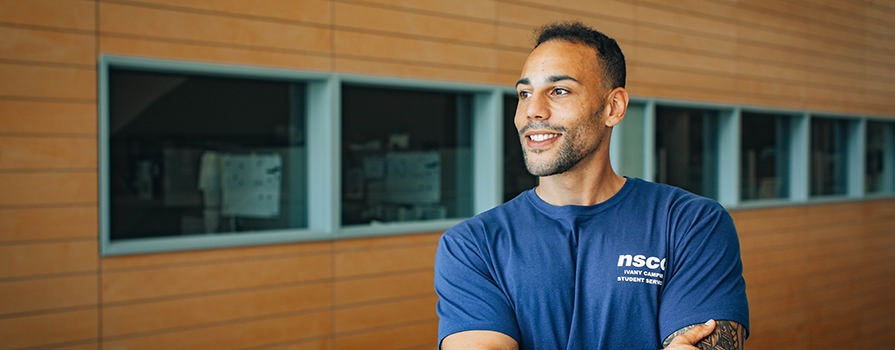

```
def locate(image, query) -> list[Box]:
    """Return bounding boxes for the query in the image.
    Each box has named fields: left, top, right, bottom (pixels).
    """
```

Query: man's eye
left=553, top=88, right=569, bottom=96
left=518, top=90, right=531, bottom=99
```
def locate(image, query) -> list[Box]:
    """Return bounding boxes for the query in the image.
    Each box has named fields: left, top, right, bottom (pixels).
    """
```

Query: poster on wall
left=220, top=153, right=282, bottom=218
left=384, top=151, right=440, bottom=204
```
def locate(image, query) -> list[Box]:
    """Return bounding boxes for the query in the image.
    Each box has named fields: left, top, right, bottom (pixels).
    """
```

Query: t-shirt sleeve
left=434, top=225, right=520, bottom=347
left=658, top=201, right=750, bottom=341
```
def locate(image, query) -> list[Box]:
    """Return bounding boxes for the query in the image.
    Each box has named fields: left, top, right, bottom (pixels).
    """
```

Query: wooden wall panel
left=0, top=26, right=94, bottom=65
left=0, top=241, right=97, bottom=279
left=0, top=206, right=96, bottom=242
left=0, top=309, right=98, bottom=348
left=98, top=2, right=332, bottom=54
left=100, top=310, right=331, bottom=350
left=333, top=2, right=495, bottom=45
left=0, top=172, right=96, bottom=206
left=102, top=253, right=331, bottom=303
left=0, top=100, right=96, bottom=135
left=348, top=0, right=496, bottom=21
left=332, top=294, right=437, bottom=334
left=102, top=282, right=331, bottom=337
left=0, top=0, right=95, bottom=31
left=126, top=0, right=332, bottom=25
left=733, top=199, right=895, bottom=349
left=0, top=136, right=96, bottom=169
left=0, top=1, right=891, bottom=349
left=0, top=64, right=95, bottom=100
left=333, top=319, right=438, bottom=350
left=0, top=274, right=97, bottom=315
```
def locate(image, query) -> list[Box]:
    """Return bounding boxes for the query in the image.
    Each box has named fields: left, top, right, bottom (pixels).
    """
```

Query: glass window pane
left=654, top=106, right=719, bottom=199
left=740, top=112, right=790, bottom=200
left=109, top=68, right=307, bottom=241
left=866, top=121, right=894, bottom=194
left=340, top=85, right=473, bottom=225
left=503, top=94, right=537, bottom=202
left=615, top=102, right=645, bottom=179
left=810, top=118, right=850, bottom=196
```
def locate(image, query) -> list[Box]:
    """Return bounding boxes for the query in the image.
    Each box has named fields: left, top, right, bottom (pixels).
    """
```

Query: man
left=434, top=22, right=749, bottom=349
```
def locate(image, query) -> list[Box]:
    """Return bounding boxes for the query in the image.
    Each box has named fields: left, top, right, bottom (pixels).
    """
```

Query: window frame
left=98, top=55, right=508, bottom=255
left=100, top=55, right=895, bottom=256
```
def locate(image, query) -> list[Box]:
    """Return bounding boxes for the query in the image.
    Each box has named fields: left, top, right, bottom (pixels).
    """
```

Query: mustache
left=518, top=121, right=568, bottom=135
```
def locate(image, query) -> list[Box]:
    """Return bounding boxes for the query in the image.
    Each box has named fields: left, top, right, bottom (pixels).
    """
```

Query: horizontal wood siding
left=0, top=0, right=891, bottom=349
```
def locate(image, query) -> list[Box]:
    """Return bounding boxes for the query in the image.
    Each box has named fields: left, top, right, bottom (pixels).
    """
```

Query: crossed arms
left=442, top=319, right=746, bottom=350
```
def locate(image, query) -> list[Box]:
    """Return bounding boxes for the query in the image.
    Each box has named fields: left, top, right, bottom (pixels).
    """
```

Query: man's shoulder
left=442, top=190, right=533, bottom=240
left=631, top=178, right=726, bottom=216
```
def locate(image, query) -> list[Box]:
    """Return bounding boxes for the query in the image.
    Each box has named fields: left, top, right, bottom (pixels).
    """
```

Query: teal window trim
left=99, top=54, right=895, bottom=256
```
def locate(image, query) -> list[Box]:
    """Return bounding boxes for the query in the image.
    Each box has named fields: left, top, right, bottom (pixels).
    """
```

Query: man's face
left=514, top=40, right=610, bottom=177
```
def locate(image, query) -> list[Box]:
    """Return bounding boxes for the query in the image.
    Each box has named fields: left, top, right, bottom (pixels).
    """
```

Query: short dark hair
left=534, top=21, right=626, bottom=89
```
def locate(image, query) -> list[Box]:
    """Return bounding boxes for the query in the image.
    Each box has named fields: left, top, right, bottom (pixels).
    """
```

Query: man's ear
left=603, top=87, right=628, bottom=128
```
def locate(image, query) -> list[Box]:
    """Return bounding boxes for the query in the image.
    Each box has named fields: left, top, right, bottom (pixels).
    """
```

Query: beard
left=519, top=120, right=602, bottom=177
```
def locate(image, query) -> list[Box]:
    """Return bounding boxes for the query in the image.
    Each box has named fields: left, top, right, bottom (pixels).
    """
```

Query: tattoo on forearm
left=661, top=320, right=745, bottom=350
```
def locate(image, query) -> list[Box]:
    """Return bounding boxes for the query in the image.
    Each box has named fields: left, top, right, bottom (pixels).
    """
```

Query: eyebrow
left=515, top=75, right=580, bottom=87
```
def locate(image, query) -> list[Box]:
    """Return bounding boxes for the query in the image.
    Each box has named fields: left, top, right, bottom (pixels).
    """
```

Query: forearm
left=662, top=320, right=746, bottom=350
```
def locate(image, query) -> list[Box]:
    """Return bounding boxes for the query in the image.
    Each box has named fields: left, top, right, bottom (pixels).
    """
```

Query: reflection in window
left=109, top=69, right=307, bottom=241
left=614, top=102, right=645, bottom=178
left=810, top=118, right=850, bottom=196
left=341, top=85, right=473, bottom=225
left=654, top=106, right=719, bottom=199
left=740, top=112, right=790, bottom=200
left=866, top=121, right=892, bottom=193
left=503, top=95, right=537, bottom=202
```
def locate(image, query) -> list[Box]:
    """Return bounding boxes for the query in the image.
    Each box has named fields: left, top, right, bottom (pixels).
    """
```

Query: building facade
left=1, top=0, right=893, bottom=349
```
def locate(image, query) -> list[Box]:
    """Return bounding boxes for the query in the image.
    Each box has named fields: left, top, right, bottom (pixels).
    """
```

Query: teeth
left=529, top=134, right=558, bottom=142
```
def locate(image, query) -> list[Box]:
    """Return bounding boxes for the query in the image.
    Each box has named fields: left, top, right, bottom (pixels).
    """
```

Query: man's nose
left=524, top=93, right=550, bottom=120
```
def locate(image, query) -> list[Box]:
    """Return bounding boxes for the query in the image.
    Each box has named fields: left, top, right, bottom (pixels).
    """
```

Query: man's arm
left=662, top=320, right=746, bottom=350
left=442, top=330, right=518, bottom=350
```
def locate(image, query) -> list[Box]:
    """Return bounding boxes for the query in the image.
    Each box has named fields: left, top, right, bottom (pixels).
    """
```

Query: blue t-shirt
left=435, top=178, right=749, bottom=349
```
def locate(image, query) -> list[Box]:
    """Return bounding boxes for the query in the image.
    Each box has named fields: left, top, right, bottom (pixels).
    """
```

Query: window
left=503, top=94, right=537, bottom=201
left=740, top=112, right=791, bottom=200
left=866, top=121, right=894, bottom=194
left=340, top=85, right=474, bottom=225
left=654, top=105, right=719, bottom=198
left=613, top=102, right=646, bottom=179
left=810, top=117, right=850, bottom=196
left=107, top=68, right=307, bottom=241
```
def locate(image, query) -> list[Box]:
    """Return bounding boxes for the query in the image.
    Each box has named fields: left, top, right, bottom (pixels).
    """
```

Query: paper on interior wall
left=221, top=153, right=282, bottom=218
left=385, top=152, right=440, bottom=204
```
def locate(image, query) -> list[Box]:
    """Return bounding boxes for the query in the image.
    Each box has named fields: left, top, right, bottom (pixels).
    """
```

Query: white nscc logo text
left=617, top=254, right=666, bottom=271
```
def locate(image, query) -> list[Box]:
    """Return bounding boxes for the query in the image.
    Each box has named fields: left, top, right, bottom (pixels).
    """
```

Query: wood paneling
left=332, top=294, right=437, bottom=333
left=0, top=240, right=97, bottom=279
left=0, top=26, right=95, bottom=65
left=98, top=2, right=332, bottom=54
left=0, top=63, right=94, bottom=100
left=333, top=2, right=495, bottom=45
left=102, top=282, right=331, bottom=337
left=0, top=100, right=96, bottom=135
left=1, top=0, right=892, bottom=349
left=0, top=136, right=96, bottom=169
left=0, top=0, right=95, bottom=31
left=100, top=310, right=331, bottom=350
left=0, top=308, right=98, bottom=348
left=0, top=206, right=96, bottom=242
left=0, top=172, right=96, bottom=206
left=333, top=269, right=433, bottom=305
left=102, top=253, right=330, bottom=303
left=99, top=35, right=332, bottom=71
left=333, top=239, right=437, bottom=278
left=0, top=274, right=97, bottom=315
left=126, top=0, right=332, bottom=25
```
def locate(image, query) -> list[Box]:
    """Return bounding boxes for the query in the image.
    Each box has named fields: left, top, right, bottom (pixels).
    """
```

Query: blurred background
left=1, top=0, right=893, bottom=349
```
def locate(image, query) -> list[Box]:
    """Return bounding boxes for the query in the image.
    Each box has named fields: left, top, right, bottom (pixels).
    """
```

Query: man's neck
left=534, top=155, right=626, bottom=206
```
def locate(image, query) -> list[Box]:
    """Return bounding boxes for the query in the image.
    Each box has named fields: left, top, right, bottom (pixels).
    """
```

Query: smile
left=528, top=133, right=560, bottom=142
